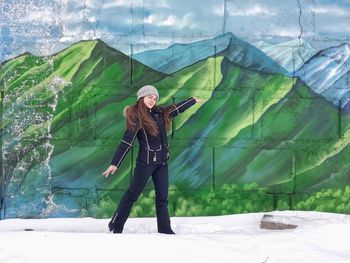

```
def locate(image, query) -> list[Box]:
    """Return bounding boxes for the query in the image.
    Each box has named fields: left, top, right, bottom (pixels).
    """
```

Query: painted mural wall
left=1, top=0, right=350, bottom=219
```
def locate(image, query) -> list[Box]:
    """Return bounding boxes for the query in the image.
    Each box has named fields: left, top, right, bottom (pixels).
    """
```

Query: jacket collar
left=149, top=106, right=162, bottom=114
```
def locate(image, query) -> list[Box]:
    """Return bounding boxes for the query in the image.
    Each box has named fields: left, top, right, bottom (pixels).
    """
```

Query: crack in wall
left=223, top=0, right=228, bottom=34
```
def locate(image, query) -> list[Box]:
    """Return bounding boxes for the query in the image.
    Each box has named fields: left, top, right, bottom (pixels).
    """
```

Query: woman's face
left=143, top=94, right=157, bottom=109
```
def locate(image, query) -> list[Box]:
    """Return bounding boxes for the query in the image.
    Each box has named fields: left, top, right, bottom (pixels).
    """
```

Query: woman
left=102, top=85, right=203, bottom=234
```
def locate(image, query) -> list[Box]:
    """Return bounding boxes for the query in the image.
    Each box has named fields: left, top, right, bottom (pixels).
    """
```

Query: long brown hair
left=124, top=99, right=175, bottom=137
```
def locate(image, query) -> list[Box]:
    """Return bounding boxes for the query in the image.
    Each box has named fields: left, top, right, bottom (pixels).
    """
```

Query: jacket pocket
left=144, top=147, right=162, bottom=163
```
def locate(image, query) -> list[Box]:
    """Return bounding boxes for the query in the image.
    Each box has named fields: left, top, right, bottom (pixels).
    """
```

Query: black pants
left=111, top=160, right=171, bottom=233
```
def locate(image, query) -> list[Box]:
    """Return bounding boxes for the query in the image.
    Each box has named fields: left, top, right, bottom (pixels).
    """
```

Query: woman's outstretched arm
left=169, top=97, right=205, bottom=117
left=103, top=128, right=138, bottom=177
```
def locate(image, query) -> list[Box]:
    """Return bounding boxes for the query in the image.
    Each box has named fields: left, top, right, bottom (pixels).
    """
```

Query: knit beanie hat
left=137, top=85, right=159, bottom=100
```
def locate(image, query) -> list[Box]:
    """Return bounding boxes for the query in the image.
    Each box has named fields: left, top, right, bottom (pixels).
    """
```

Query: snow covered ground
left=0, top=211, right=350, bottom=263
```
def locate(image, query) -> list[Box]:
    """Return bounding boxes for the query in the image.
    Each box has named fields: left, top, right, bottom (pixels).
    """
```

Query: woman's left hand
left=194, top=97, right=205, bottom=103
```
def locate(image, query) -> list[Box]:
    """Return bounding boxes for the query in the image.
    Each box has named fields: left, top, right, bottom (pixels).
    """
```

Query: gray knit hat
left=137, top=85, right=159, bottom=100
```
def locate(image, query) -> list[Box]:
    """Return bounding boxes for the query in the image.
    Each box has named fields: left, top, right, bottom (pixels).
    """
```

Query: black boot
left=113, top=225, right=123, bottom=234
left=108, top=221, right=115, bottom=232
left=108, top=220, right=124, bottom=234
left=108, top=211, right=118, bottom=232
left=158, top=228, right=175, bottom=235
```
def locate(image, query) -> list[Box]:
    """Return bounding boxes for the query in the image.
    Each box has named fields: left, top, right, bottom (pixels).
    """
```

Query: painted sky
left=1, top=0, right=350, bottom=61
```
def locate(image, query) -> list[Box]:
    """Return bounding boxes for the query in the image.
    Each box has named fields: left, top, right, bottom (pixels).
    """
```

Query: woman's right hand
left=102, top=165, right=118, bottom=178
left=194, top=97, right=205, bottom=103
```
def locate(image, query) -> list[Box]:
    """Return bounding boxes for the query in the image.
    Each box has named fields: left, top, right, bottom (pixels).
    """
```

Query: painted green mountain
left=1, top=39, right=350, bottom=218
left=168, top=57, right=350, bottom=194
left=1, top=40, right=167, bottom=217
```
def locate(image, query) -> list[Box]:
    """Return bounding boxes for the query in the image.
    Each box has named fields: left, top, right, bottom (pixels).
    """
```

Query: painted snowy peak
left=134, top=32, right=287, bottom=75
left=254, top=39, right=316, bottom=72
left=294, top=43, right=350, bottom=107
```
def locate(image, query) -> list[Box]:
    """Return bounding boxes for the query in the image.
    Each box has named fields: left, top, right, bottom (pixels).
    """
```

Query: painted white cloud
left=19, top=9, right=56, bottom=24
left=227, top=5, right=277, bottom=16
left=91, top=0, right=135, bottom=8
left=310, top=5, right=349, bottom=15
left=269, top=28, right=303, bottom=38
left=213, top=4, right=224, bottom=16
left=19, top=3, right=86, bottom=27
left=89, top=0, right=170, bottom=9
left=101, top=0, right=132, bottom=9
left=58, top=29, right=97, bottom=42
left=143, top=13, right=198, bottom=29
